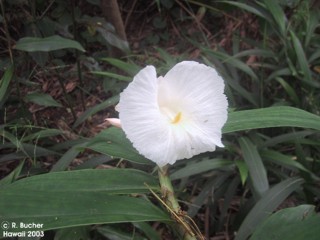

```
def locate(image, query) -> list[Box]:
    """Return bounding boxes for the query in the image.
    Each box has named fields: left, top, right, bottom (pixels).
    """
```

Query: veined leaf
left=0, top=169, right=168, bottom=231
left=87, top=127, right=151, bottom=165
left=170, top=158, right=233, bottom=180
left=290, top=30, right=315, bottom=86
left=15, top=35, right=85, bottom=52
left=25, top=92, right=62, bottom=107
left=0, top=168, right=158, bottom=194
left=235, top=177, right=304, bottom=240
left=239, top=137, right=269, bottom=198
left=223, top=106, right=320, bottom=133
left=0, top=194, right=169, bottom=231
left=251, top=205, right=320, bottom=240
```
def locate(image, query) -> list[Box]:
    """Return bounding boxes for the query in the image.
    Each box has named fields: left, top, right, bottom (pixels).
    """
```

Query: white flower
left=107, top=61, right=228, bottom=167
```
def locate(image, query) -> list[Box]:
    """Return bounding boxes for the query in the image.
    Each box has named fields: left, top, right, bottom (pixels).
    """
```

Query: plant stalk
left=158, top=165, right=200, bottom=240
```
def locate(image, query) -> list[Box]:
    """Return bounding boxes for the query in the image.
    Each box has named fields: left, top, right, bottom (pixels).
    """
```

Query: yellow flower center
left=171, top=112, right=182, bottom=124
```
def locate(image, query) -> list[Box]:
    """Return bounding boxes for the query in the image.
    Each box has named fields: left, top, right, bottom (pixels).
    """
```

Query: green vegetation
left=1, top=0, right=319, bottom=239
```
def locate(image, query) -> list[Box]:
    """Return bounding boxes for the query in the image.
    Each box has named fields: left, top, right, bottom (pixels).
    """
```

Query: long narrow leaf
left=290, top=30, right=314, bottom=85
left=251, top=205, right=320, bottom=240
left=0, top=65, right=13, bottom=103
left=100, top=58, right=140, bottom=76
left=14, top=35, right=85, bottom=52
left=263, top=0, right=287, bottom=38
left=235, top=177, right=304, bottom=240
left=220, top=1, right=266, bottom=19
left=92, top=71, right=132, bottom=81
left=261, top=150, right=311, bottom=174
left=239, top=137, right=269, bottom=198
left=73, top=95, right=119, bottom=128
left=171, top=158, right=233, bottom=180
left=25, top=92, right=62, bottom=107
left=0, top=168, right=158, bottom=193
left=0, top=194, right=169, bottom=231
left=0, top=169, right=168, bottom=231
left=223, top=106, right=320, bottom=133
left=50, top=143, right=87, bottom=172
left=86, top=127, right=151, bottom=165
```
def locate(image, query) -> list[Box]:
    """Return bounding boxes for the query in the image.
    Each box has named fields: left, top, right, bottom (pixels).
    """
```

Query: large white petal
left=118, top=62, right=228, bottom=167
left=159, top=61, right=228, bottom=151
left=117, top=66, right=174, bottom=166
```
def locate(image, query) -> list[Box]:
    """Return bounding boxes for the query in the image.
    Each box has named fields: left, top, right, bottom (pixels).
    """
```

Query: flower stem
left=158, top=165, right=199, bottom=240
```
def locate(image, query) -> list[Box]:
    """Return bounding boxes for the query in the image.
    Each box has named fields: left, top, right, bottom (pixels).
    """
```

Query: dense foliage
left=1, top=0, right=320, bottom=239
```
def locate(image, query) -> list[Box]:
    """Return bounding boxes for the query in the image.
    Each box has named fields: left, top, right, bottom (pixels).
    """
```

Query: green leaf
left=0, top=169, right=169, bottom=231
left=50, top=143, right=87, bottom=172
left=204, top=49, right=258, bottom=81
left=235, top=177, right=304, bottom=240
left=25, top=92, right=62, bottom=107
left=133, top=222, right=161, bottom=240
left=261, top=149, right=311, bottom=174
left=235, top=159, right=249, bottom=185
left=263, top=0, right=287, bottom=38
left=22, top=129, right=63, bottom=142
left=86, top=127, right=152, bottom=165
left=0, top=195, right=169, bottom=231
left=290, top=30, right=315, bottom=86
left=233, top=49, right=276, bottom=59
left=223, top=106, right=320, bottom=133
left=100, top=58, right=140, bottom=76
left=239, top=137, right=269, bottom=198
left=170, top=158, right=233, bottom=180
left=0, top=160, right=24, bottom=186
left=97, top=225, right=145, bottom=240
left=265, top=67, right=292, bottom=82
left=220, top=1, right=266, bottom=19
left=72, top=95, right=119, bottom=128
left=14, top=35, right=85, bottom=52
left=54, top=226, right=91, bottom=240
left=0, top=143, right=59, bottom=163
left=92, top=71, right=132, bottom=81
left=96, top=26, right=129, bottom=52
left=276, top=77, right=300, bottom=105
left=251, top=205, right=320, bottom=240
left=0, top=65, right=13, bottom=103
left=1, top=168, right=158, bottom=194
left=261, top=130, right=315, bottom=147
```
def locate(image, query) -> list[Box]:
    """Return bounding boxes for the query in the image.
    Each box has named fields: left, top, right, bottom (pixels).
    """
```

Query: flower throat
left=171, top=112, right=182, bottom=124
